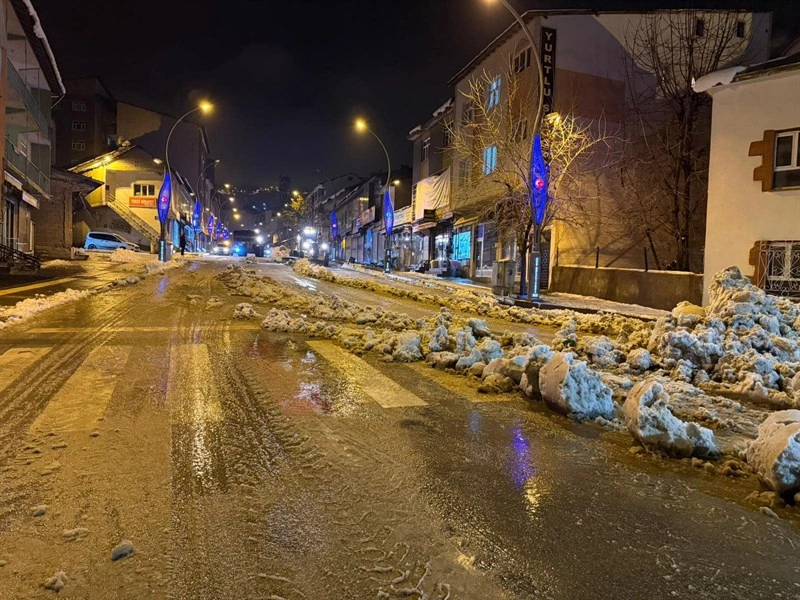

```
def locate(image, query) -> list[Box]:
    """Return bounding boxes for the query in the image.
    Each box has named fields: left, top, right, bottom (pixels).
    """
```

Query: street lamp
left=485, top=0, right=547, bottom=299
left=157, top=100, right=213, bottom=261
left=355, top=117, right=393, bottom=273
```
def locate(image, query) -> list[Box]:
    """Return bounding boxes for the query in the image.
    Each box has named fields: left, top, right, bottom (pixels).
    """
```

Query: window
left=513, top=119, right=529, bottom=143
left=512, top=47, right=531, bottom=73
left=486, top=76, right=502, bottom=109
left=695, top=18, right=705, bottom=37
left=736, top=20, right=746, bottom=38
left=72, top=101, right=87, bottom=112
left=462, top=101, right=475, bottom=126
left=133, top=183, right=156, bottom=196
left=458, top=159, right=470, bottom=185
left=482, top=145, right=498, bottom=175
left=443, top=119, right=454, bottom=148
left=71, top=140, right=86, bottom=151
left=421, top=137, right=431, bottom=162
left=71, top=121, right=86, bottom=131
left=774, top=130, right=800, bottom=189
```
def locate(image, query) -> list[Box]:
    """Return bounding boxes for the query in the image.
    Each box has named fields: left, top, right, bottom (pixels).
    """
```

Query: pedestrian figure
left=179, top=232, right=186, bottom=256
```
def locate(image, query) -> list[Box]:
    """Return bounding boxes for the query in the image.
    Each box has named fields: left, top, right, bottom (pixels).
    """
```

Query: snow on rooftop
left=692, top=66, right=746, bottom=93
left=432, top=98, right=454, bottom=117
left=408, top=125, right=422, bottom=137
left=21, top=0, right=65, bottom=94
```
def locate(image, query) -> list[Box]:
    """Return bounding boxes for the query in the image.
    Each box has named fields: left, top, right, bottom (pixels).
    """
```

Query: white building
left=700, top=54, right=800, bottom=302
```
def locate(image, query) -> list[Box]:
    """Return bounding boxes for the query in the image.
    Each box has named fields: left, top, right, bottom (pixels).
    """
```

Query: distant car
left=210, top=244, right=231, bottom=255
left=83, top=231, right=139, bottom=251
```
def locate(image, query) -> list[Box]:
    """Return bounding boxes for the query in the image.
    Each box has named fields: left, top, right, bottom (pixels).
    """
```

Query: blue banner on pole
left=383, top=190, right=394, bottom=236
left=192, top=199, right=201, bottom=228
left=157, top=173, right=172, bottom=224
left=530, top=134, right=549, bottom=227
left=331, top=211, right=338, bottom=238
left=208, top=214, right=215, bottom=238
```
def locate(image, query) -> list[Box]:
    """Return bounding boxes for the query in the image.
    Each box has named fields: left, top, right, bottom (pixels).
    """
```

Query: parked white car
left=83, top=231, right=139, bottom=251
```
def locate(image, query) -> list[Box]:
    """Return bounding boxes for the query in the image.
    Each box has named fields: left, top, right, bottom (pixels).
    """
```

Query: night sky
left=36, top=0, right=796, bottom=191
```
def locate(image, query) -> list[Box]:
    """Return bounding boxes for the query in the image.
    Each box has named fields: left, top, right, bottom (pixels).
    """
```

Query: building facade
left=700, top=54, right=800, bottom=302
left=412, top=9, right=771, bottom=285
left=52, top=77, right=117, bottom=167
left=0, top=0, right=64, bottom=255
left=70, top=145, right=198, bottom=252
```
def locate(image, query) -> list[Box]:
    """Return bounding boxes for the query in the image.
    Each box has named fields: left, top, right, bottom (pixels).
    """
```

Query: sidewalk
left=0, top=252, right=154, bottom=306
left=350, top=266, right=667, bottom=321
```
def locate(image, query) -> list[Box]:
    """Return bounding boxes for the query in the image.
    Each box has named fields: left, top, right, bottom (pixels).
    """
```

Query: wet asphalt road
left=0, top=259, right=798, bottom=599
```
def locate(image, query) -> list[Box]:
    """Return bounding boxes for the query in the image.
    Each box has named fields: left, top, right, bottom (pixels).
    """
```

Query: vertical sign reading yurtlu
left=540, top=27, right=557, bottom=115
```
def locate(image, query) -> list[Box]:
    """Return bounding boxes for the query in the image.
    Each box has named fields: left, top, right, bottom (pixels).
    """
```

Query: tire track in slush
left=183, top=323, right=500, bottom=599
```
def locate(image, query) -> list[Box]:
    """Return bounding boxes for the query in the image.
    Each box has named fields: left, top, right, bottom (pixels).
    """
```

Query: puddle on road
left=244, top=332, right=365, bottom=416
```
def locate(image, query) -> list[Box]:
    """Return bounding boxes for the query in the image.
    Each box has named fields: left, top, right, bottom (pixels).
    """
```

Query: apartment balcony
left=6, top=58, right=49, bottom=135
left=5, top=137, right=50, bottom=196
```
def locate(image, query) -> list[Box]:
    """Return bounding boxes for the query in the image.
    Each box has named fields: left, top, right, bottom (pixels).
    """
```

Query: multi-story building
left=418, top=9, right=771, bottom=285
left=70, top=145, right=198, bottom=252
left=0, top=0, right=64, bottom=256
left=698, top=53, right=800, bottom=302
left=52, top=77, right=117, bottom=167
left=408, top=99, right=457, bottom=274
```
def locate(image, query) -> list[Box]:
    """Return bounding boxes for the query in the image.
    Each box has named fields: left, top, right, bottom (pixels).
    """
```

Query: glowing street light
left=158, top=99, right=214, bottom=261
left=354, top=117, right=393, bottom=273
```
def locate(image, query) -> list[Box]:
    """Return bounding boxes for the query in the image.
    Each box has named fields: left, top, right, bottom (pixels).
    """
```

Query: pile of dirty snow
left=108, top=248, right=145, bottom=263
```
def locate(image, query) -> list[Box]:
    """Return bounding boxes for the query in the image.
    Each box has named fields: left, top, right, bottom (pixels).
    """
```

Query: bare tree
left=448, top=66, right=614, bottom=294
left=620, top=10, right=752, bottom=271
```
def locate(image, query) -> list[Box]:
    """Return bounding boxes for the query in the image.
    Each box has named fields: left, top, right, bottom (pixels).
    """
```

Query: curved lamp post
left=355, top=118, right=393, bottom=273
left=486, top=0, right=547, bottom=298
left=157, top=100, right=213, bottom=261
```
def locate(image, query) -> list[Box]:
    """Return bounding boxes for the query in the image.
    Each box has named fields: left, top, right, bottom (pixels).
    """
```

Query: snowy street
left=0, top=258, right=798, bottom=599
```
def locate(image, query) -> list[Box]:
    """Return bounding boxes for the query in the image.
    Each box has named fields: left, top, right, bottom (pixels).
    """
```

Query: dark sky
left=35, top=1, right=796, bottom=191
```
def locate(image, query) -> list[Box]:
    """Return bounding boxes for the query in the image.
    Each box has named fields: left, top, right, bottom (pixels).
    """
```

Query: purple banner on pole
left=383, top=190, right=394, bottom=236
left=157, top=173, right=171, bottom=224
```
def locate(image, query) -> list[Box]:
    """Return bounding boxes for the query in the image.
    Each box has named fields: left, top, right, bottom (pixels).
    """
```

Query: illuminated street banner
left=383, top=190, right=394, bottom=236
left=157, top=173, right=171, bottom=223
left=192, top=199, right=202, bottom=228
left=530, top=133, right=549, bottom=226
left=331, top=211, right=338, bottom=238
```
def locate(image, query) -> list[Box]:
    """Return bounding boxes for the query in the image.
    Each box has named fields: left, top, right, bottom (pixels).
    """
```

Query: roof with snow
left=694, top=54, right=800, bottom=93
left=11, top=0, right=65, bottom=94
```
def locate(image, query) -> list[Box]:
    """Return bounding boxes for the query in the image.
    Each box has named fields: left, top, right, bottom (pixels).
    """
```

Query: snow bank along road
left=0, top=259, right=797, bottom=599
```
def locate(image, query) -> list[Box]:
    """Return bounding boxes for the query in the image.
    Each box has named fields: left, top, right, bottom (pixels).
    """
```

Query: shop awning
left=453, top=215, right=480, bottom=228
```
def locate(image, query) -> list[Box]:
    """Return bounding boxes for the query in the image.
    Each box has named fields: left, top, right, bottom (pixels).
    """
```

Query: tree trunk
left=518, top=220, right=533, bottom=297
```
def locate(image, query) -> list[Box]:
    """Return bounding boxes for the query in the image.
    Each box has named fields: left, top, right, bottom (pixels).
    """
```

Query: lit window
left=421, top=137, right=431, bottom=162
left=512, top=47, right=531, bottom=73
left=72, top=101, right=87, bottom=112
left=482, top=145, right=498, bottom=175
left=71, top=121, right=86, bottom=131
left=486, top=76, right=502, bottom=109
left=71, top=140, right=86, bottom=151
left=774, top=130, right=800, bottom=189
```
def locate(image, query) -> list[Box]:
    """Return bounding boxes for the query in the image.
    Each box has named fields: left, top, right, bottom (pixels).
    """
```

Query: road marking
left=406, top=363, right=512, bottom=403
left=307, top=340, right=427, bottom=408
left=0, top=277, right=78, bottom=296
left=29, top=345, right=131, bottom=434
left=0, top=347, right=52, bottom=394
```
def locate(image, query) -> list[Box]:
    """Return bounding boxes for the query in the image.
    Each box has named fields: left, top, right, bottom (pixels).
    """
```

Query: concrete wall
left=36, top=183, right=72, bottom=258
left=550, top=265, right=702, bottom=310
left=703, top=68, right=800, bottom=303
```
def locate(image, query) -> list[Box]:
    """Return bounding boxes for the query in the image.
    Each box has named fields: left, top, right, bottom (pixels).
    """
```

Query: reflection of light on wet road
left=156, top=277, right=168, bottom=298
left=508, top=424, right=548, bottom=516
left=468, top=410, right=482, bottom=436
